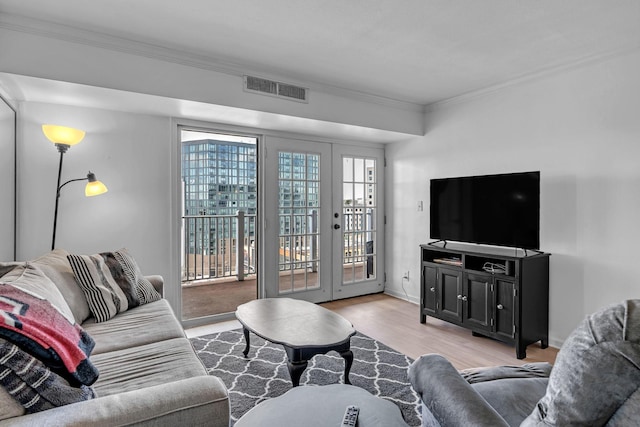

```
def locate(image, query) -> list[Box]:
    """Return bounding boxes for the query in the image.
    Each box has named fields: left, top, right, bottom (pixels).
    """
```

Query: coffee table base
left=242, top=327, right=354, bottom=387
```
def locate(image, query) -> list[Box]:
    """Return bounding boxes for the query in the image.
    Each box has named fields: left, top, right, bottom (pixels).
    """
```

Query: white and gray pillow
left=67, top=248, right=161, bottom=323
left=112, top=248, right=161, bottom=305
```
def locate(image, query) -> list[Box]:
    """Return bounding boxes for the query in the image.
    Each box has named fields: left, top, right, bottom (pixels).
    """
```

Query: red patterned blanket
left=0, top=283, right=98, bottom=386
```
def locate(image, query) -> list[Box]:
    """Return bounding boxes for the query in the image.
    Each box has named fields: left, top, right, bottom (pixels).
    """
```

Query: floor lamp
left=43, top=125, right=108, bottom=250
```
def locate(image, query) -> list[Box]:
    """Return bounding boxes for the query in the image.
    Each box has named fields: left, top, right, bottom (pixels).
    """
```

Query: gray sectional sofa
left=409, top=299, right=640, bottom=426
left=0, top=249, right=229, bottom=426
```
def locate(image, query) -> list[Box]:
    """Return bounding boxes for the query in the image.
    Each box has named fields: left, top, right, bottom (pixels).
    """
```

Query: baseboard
left=384, top=289, right=420, bottom=305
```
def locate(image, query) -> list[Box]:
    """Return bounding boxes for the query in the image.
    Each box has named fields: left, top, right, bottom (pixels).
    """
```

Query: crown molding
left=425, top=43, right=640, bottom=113
left=0, top=13, right=424, bottom=114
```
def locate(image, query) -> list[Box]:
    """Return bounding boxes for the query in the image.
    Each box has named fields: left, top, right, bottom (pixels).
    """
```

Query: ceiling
left=2, top=1, right=640, bottom=141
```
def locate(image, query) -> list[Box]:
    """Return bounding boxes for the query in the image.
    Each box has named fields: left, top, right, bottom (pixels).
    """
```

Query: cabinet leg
left=541, top=339, right=549, bottom=349
left=516, top=342, right=526, bottom=359
left=420, top=314, right=426, bottom=324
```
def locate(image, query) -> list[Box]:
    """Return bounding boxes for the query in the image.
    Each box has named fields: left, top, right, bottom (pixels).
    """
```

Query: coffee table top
left=235, top=384, right=409, bottom=427
left=235, top=298, right=356, bottom=348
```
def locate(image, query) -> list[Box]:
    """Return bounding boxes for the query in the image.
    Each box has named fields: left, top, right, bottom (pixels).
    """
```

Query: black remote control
left=341, top=405, right=359, bottom=427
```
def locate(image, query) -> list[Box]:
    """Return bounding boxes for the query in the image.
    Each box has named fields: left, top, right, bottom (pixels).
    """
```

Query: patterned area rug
left=191, top=329, right=422, bottom=426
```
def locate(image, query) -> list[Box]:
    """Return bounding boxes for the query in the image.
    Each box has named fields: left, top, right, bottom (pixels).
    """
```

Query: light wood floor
left=320, top=293, right=558, bottom=370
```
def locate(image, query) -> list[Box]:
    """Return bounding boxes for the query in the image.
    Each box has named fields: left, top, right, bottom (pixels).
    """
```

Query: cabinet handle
left=429, top=287, right=435, bottom=292
left=457, top=294, right=463, bottom=300
left=497, top=304, right=504, bottom=310
left=461, top=296, right=468, bottom=302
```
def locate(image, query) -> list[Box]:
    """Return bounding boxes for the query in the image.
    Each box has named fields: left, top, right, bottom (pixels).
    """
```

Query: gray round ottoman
left=235, top=384, right=409, bottom=426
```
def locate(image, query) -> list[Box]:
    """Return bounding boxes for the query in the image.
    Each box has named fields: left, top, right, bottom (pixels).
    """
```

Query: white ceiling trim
left=426, top=43, right=640, bottom=112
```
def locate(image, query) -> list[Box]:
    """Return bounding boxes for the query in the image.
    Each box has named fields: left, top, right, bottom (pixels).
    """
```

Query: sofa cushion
left=0, top=338, right=95, bottom=413
left=90, top=337, right=208, bottom=397
left=31, top=249, right=91, bottom=324
left=0, top=262, right=21, bottom=278
left=461, top=363, right=551, bottom=426
left=0, top=387, right=24, bottom=420
left=82, top=299, right=186, bottom=354
left=472, top=377, right=548, bottom=426
left=0, top=263, right=74, bottom=324
left=522, top=299, right=640, bottom=426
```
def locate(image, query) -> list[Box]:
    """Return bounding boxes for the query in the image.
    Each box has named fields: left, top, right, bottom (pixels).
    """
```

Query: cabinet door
left=495, top=278, right=516, bottom=340
left=439, top=268, right=462, bottom=323
left=422, top=264, right=437, bottom=316
left=463, top=273, right=492, bottom=332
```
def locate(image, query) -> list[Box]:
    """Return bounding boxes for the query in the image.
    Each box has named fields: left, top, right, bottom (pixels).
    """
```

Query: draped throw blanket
left=0, top=338, right=96, bottom=412
left=0, top=283, right=98, bottom=386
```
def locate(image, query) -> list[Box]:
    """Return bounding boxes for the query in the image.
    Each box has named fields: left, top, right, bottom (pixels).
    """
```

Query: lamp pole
left=51, top=144, right=69, bottom=250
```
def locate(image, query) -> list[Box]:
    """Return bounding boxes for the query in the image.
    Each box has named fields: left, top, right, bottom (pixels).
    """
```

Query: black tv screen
left=430, top=171, right=540, bottom=250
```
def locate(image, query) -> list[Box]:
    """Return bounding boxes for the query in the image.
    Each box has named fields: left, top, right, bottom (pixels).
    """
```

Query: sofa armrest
left=145, top=274, right=164, bottom=296
left=408, top=354, right=509, bottom=427
left=0, top=376, right=229, bottom=427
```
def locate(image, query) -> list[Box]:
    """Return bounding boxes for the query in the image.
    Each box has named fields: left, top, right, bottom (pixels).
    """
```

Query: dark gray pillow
left=522, top=299, right=640, bottom=426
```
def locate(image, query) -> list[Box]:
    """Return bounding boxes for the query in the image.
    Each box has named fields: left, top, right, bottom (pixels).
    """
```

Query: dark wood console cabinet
left=420, top=243, right=550, bottom=359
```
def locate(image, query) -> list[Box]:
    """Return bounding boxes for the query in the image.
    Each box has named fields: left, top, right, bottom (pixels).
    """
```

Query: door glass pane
left=342, top=156, right=376, bottom=284
left=278, top=151, right=321, bottom=294
left=180, top=129, right=258, bottom=320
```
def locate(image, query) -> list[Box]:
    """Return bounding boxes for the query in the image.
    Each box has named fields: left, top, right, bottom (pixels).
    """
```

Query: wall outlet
left=402, top=271, right=410, bottom=280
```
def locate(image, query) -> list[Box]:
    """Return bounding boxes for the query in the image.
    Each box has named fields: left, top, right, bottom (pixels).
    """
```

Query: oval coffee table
left=235, top=298, right=356, bottom=387
left=235, top=384, right=409, bottom=426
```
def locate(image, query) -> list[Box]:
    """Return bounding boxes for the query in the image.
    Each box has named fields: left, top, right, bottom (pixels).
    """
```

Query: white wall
left=0, top=95, right=16, bottom=260
left=385, top=49, right=640, bottom=346
left=16, top=102, right=173, bottom=286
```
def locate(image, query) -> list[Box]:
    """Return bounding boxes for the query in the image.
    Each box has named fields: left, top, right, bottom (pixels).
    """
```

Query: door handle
left=333, top=224, right=341, bottom=229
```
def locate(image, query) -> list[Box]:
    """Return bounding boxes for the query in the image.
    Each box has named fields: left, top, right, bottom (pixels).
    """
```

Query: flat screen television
left=430, top=171, right=540, bottom=250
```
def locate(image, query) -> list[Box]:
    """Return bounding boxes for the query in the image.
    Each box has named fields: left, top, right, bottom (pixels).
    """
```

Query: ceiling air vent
left=244, top=75, right=309, bottom=103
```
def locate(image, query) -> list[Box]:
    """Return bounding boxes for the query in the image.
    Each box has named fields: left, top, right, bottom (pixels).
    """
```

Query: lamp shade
left=85, top=172, right=108, bottom=197
left=42, top=124, right=85, bottom=146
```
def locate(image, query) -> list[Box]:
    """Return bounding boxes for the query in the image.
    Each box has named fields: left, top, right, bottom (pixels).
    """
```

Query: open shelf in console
left=465, top=255, right=516, bottom=277
left=421, top=247, right=462, bottom=267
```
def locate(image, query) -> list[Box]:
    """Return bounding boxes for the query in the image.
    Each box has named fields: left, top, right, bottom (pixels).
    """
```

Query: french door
left=263, top=136, right=384, bottom=303
left=331, top=145, right=384, bottom=299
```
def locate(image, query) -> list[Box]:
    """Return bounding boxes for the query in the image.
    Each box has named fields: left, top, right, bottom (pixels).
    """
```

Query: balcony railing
left=181, top=210, right=376, bottom=285
left=182, top=211, right=257, bottom=283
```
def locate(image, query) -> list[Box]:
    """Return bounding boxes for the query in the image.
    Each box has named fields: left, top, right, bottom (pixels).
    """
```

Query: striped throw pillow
left=67, top=249, right=161, bottom=323
left=67, top=253, right=130, bottom=323
left=113, top=248, right=161, bottom=305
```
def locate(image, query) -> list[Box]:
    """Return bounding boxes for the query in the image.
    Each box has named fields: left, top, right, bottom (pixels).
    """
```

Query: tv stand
left=419, top=242, right=550, bottom=359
